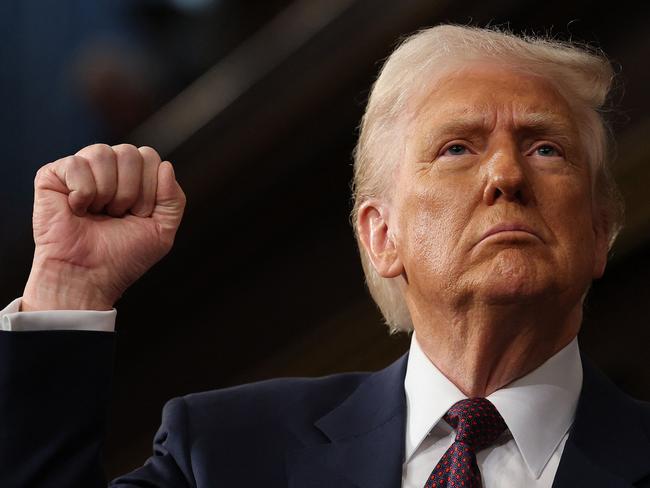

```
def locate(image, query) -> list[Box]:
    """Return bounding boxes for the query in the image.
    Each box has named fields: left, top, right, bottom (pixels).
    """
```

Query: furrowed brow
left=415, top=113, right=490, bottom=158
left=429, top=114, right=491, bottom=138
left=515, top=112, right=578, bottom=140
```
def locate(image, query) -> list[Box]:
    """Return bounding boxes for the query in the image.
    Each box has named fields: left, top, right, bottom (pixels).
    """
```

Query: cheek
left=541, top=178, right=598, bottom=271
left=397, top=187, right=467, bottom=272
left=550, top=182, right=596, bottom=240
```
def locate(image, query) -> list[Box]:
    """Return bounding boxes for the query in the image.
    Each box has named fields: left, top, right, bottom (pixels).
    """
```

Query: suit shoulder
left=149, top=372, right=377, bottom=485
left=179, top=371, right=370, bottom=425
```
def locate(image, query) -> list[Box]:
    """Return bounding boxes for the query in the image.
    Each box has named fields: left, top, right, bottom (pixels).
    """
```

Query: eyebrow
left=514, top=112, right=578, bottom=139
left=420, top=110, right=579, bottom=144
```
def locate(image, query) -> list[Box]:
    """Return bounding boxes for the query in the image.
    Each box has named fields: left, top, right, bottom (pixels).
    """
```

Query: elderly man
left=1, top=24, right=649, bottom=488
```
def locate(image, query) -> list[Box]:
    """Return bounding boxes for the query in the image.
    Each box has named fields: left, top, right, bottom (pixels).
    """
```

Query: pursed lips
left=476, top=223, right=544, bottom=247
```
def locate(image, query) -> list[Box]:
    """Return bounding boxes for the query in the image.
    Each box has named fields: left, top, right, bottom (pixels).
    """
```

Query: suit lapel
left=285, top=349, right=650, bottom=488
left=286, top=354, right=408, bottom=488
left=552, top=439, right=633, bottom=487
left=553, top=355, right=650, bottom=487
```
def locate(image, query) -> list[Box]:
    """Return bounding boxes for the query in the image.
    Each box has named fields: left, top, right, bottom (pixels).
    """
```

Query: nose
left=482, top=149, right=531, bottom=206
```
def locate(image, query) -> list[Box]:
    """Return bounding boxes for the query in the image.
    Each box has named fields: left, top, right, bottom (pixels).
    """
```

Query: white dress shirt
left=403, top=333, right=582, bottom=487
left=1, top=299, right=581, bottom=487
left=0, top=297, right=116, bottom=332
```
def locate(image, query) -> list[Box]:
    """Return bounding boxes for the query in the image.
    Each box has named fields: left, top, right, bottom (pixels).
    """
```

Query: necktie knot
left=443, top=397, right=506, bottom=450
left=424, top=398, right=506, bottom=487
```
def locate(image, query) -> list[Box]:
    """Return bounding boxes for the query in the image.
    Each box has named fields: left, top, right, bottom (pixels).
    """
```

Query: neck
left=411, top=297, right=582, bottom=397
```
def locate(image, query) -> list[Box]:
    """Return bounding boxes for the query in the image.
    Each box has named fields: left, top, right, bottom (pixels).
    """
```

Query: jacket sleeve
left=0, top=330, right=196, bottom=488
left=0, top=330, right=115, bottom=488
left=110, top=397, right=196, bottom=488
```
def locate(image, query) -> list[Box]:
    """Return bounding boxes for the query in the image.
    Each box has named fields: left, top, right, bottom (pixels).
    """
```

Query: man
left=1, top=24, right=649, bottom=488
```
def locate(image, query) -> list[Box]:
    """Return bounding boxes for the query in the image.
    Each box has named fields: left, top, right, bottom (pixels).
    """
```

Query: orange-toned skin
left=22, top=143, right=186, bottom=312
left=357, top=66, right=609, bottom=397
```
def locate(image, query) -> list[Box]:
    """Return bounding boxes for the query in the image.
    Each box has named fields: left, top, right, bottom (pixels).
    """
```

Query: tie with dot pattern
left=423, top=398, right=506, bottom=488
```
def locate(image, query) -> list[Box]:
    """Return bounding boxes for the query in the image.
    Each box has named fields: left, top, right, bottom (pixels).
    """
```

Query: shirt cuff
left=0, top=298, right=116, bottom=332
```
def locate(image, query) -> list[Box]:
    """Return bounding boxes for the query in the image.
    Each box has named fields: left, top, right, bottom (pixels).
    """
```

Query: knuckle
left=113, top=143, right=140, bottom=159
left=34, top=163, right=53, bottom=187
left=35, top=162, right=52, bottom=179
left=63, top=155, right=86, bottom=170
left=81, top=143, right=115, bottom=163
left=138, top=145, right=161, bottom=162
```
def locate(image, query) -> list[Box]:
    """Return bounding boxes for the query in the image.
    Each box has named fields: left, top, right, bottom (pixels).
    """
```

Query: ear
left=591, top=210, right=609, bottom=279
left=357, top=201, right=403, bottom=278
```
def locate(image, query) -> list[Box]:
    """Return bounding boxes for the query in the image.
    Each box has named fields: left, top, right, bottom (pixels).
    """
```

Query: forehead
left=408, top=64, right=579, bottom=134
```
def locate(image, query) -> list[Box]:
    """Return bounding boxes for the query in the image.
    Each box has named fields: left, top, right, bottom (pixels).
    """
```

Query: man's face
left=390, top=65, right=608, bottom=312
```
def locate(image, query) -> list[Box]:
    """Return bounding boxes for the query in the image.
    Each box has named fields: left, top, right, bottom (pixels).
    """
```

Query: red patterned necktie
left=423, top=398, right=506, bottom=488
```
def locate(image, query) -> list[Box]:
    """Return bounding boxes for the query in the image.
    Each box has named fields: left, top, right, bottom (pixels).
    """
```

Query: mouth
left=477, top=223, right=543, bottom=246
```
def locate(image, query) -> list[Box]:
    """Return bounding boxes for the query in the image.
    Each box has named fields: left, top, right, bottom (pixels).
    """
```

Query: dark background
left=1, top=0, right=649, bottom=477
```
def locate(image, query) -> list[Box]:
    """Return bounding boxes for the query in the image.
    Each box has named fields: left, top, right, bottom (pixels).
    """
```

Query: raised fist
left=22, top=143, right=186, bottom=311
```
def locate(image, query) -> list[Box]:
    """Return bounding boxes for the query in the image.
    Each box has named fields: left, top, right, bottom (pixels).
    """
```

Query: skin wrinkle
left=415, top=112, right=581, bottom=166
left=404, top=62, right=593, bottom=175
left=365, top=64, right=609, bottom=397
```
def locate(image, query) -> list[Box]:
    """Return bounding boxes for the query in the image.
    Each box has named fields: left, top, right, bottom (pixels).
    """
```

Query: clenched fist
left=22, top=143, right=186, bottom=311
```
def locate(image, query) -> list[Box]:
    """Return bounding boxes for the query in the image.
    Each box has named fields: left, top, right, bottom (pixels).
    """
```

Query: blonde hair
left=351, top=24, right=624, bottom=333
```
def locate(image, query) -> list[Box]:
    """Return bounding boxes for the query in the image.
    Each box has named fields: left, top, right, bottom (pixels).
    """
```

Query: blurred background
left=1, top=0, right=649, bottom=478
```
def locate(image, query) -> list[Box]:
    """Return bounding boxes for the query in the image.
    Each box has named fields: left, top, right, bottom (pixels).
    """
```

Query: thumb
left=152, top=161, right=186, bottom=238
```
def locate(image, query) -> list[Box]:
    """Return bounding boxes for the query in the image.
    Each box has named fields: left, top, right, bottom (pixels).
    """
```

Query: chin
left=471, top=249, right=557, bottom=303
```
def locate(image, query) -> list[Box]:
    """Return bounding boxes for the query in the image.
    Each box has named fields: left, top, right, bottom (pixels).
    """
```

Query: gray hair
left=351, top=24, right=624, bottom=334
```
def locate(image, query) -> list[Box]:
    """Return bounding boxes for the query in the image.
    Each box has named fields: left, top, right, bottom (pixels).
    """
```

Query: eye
left=442, top=144, right=468, bottom=156
left=534, top=144, right=562, bottom=157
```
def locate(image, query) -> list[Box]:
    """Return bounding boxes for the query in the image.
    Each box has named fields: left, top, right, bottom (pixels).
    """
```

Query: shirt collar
left=404, top=333, right=582, bottom=479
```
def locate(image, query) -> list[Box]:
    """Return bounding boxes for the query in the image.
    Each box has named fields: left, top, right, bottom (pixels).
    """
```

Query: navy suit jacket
left=1, top=330, right=649, bottom=487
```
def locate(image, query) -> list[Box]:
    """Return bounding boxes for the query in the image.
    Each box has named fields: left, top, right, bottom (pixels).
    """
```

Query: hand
left=22, top=144, right=186, bottom=311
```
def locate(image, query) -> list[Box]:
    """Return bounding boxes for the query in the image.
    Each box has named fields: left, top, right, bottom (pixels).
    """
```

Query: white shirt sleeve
left=0, top=298, right=116, bottom=332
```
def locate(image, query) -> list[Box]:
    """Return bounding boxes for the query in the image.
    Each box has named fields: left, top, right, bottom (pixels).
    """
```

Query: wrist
left=22, top=260, right=116, bottom=311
